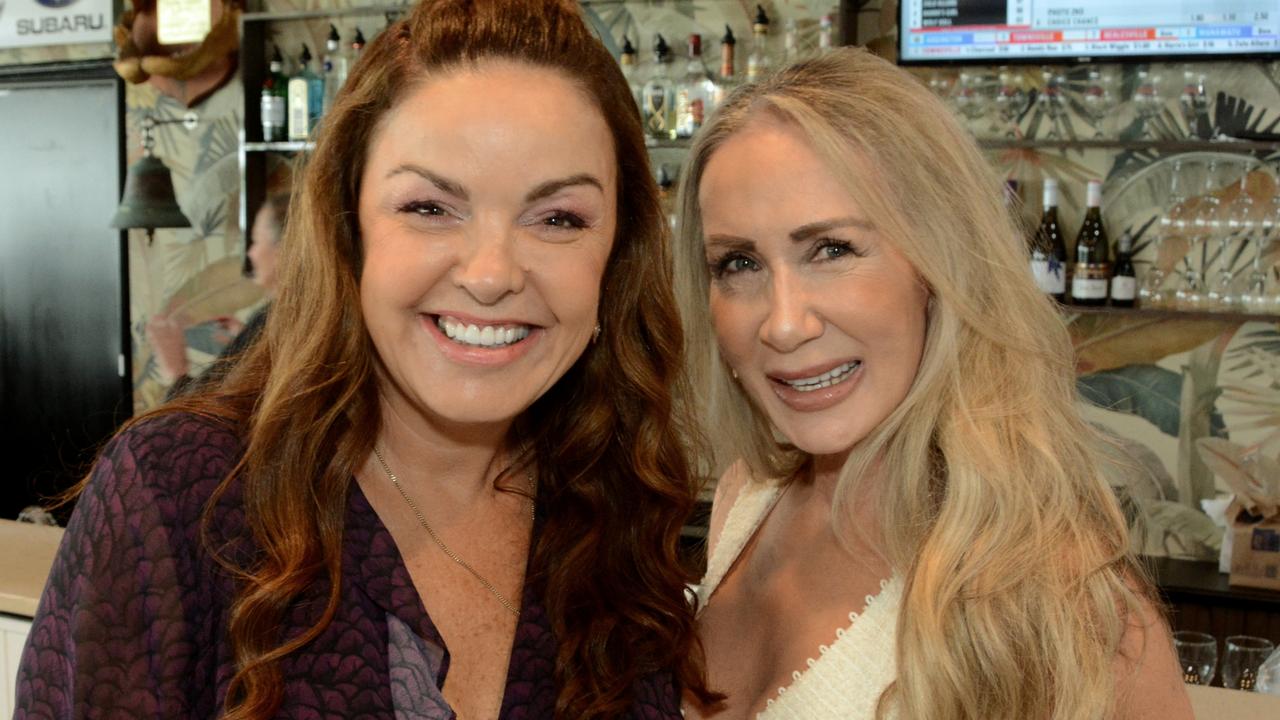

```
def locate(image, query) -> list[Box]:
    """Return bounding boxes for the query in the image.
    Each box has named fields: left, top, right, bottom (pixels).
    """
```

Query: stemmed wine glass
left=1132, top=66, right=1165, bottom=137
left=951, top=70, right=991, bottom=127
left=1143, top=159, right=1190, bottom=308
left=1036, top=66, right=1066, bottom=139
left=1178, top=160, right=1224, bottom=310
left=1211, top=159, right=1256, bottom=311
left=994, top=67, right=1028, bottom=137
left=1179, top=68, right=1211, bottom=138
left=1080, top=66, right=1117, bottom=139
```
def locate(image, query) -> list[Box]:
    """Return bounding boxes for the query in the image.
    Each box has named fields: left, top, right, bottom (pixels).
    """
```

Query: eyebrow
left=525, top=173, right=605, bottom=203
left=387, top=164, right=468, bottom=200
left=704, top=217, right=875, bottom=251
left=385, top=165, right=604, bottom=204
left=789, top=217, right=874, bottom=242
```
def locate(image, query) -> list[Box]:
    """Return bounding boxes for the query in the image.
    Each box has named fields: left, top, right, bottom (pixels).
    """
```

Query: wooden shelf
left=978, top=138, right=1280, bottom=153
left=1063, top=305, right=1280, bottom=323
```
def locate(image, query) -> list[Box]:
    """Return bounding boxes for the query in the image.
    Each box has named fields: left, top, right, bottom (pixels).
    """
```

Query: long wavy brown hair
left=89, top=1, right=712, bottom=717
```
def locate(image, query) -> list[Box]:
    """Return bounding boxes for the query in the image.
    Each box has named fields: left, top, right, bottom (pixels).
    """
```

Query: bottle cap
left=722, top=25, right=736, bottom=46
left=1117, top=230, right=1133, bottom=252
left=271, top=44, right=283, bottom=64
left=754, top=4, right=770, bottom=29
left=300, top=44, right=312, bottom=63
left=622, top=35, right=636, bottom=57
left=1042, top=177, right=1058, bottom=207
left=654, top=33, right=670, bottom=61
left=328, top=24, right=340, bottom=42
left=689, top=33, right=702, bottom=57
left=1086, top=179, right=1103, bottom=207
left=353, top=28, right=366, bottom=48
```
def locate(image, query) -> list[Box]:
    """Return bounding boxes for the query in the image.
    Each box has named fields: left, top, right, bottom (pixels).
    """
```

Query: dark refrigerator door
left=0, top=78, right=129, bottom=520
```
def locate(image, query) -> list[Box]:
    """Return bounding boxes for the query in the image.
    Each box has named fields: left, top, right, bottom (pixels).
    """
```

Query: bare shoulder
left=705, top=460, right=753, bottom=561
left=1113, top=591, right=1194, bottom=720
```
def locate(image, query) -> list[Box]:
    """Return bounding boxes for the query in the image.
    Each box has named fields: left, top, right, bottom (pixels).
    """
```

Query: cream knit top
left=696, top=481, right=902, bottom=720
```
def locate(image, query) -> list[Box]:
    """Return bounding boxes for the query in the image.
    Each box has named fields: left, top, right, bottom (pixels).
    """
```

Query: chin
left=783, top=427, right=863, bottom=458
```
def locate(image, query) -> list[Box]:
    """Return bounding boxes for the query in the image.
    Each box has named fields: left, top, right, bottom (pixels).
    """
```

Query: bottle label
left=1071, top=264, right=1110, bottom=300
left=1031, top=257, right=1065, bottom=294
left=288, top=78, right=309, bottom=140
left=1110, top=275, right=1136, bottom=301
left=261, top=95, right=285, bottom=130
left=644, top=86, right=669, bottom=135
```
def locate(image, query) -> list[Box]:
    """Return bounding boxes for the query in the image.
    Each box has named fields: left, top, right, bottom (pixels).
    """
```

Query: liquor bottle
left=715, top=25, right=740, bottom=107
left=260, top=45, right=287, bottom=142
left=675, top=34, right=717, bottom=138
left=642, top=34, right=676, bottom=140
left=747, top=5, right=771, bottom=82
left=818, top=14, right=835, bottom=54
left=1110, top=230, right=1137, bottom=307
left=288, top=45, right=324, bottom=141
left=1071, top=179, right=1111, bottom=306
left=1031, top=178, right=1067, bottom=302
left=322, top=24, right=350, bottom=116
left=783, top=18, right=799, bottom=64
left=656, top=164, right=678, bottom=233
left=620, top=35, right=641, bottom=110
left=351, top=27, right=366, bottom=59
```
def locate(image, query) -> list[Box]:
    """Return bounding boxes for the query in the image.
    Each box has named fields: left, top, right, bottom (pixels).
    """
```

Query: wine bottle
left=1031, top=178, right=1067, bottom=302
left=1071, top=179, right=1111, bottom=306
left=1110, top=230, right=1136, bottom=308
left=260, top=45, right=287, bottom=142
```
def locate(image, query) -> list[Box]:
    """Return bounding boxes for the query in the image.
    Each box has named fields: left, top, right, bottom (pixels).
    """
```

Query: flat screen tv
left=898, top=0, right=1280, bottom=64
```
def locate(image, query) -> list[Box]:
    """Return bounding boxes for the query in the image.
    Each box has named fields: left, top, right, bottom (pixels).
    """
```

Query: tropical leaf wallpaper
left=109, top=1, right=1280, bottom=560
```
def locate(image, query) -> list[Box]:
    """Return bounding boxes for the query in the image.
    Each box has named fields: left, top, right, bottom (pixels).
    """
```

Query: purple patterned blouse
left=15, top=413, right=682, bottom=719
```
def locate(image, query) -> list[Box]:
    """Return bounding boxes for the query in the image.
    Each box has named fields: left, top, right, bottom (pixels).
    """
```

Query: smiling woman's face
left=699, top=113, right=929, bottom=459
left=358, top=59, right=617, bottom=432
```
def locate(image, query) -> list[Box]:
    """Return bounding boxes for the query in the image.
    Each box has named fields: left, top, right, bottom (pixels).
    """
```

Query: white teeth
left=782, top=361, right=860, bottom=392
left=435, top=316, right=532, bottom=348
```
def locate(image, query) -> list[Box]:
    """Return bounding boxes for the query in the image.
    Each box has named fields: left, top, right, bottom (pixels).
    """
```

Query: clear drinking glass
left=994, top=66, right=1028, bottom=137
left=1133, top=66, right=1165, bottom=135
left=1174, top=631, right=1218, bottom=685
left=1211, top=160, right=1255, bottom=311
left=1144, top=159, right=1189, bottom=308
left=1179, top=68, right=1211, bottom=138
left=1178, top=161, right=1224, bottom=310
left=1223, top=636, right=1276, bottom=690
left=1036, top=66, right=1066, bottom=138
left=1241, top=193, right=1277, bottom=312
left=1080, top=66, right=1117, bottom=139
left=951, top=70, right=991, bottom=126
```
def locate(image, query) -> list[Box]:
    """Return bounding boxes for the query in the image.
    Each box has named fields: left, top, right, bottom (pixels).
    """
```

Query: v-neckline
left=346, top=477, right=547, bottom=719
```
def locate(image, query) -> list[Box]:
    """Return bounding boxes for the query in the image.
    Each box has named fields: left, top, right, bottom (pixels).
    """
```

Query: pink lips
left=422, top=314, right=539, bottom=367
left=768, top=360, right=863, bottom=412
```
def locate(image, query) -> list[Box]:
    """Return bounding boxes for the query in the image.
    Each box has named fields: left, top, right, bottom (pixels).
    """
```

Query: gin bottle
left=747, top=5, right=772, bottom=81
left=260, top=45, right=287, bottom=142
left=322, top=24, right=350, bottom=116
left=287, top=45, right=324, bottom=140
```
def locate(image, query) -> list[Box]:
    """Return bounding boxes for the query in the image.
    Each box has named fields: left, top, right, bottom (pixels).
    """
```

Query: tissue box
left=1227, top=499, right=1280, bottom=591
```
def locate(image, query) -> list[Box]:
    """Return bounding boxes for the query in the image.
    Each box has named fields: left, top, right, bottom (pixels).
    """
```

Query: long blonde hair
left=676, top=48, right=1147, bottom=719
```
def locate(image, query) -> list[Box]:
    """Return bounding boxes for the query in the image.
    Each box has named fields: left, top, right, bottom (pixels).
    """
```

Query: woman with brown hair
left=16, top=1, right=711, bottom=718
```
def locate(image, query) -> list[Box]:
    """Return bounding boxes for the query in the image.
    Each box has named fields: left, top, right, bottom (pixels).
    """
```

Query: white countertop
left=1188, top=683, right=1280, bottom=718
left=0, top=519, right=63, bottom=617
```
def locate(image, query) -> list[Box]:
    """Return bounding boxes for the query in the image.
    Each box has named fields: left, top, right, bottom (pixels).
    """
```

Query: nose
left=452, top=220, right=526, bottom=304
left=760, top=268, right=823, bottom=353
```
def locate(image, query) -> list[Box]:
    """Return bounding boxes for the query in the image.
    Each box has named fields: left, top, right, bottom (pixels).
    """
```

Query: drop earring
left=592, top=323, right=602, bottom=343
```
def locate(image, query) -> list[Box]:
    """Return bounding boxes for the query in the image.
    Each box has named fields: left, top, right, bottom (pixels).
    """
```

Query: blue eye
left=710, top=253, right=760, bottom=278
left=814, top=239, right=860, bottom=261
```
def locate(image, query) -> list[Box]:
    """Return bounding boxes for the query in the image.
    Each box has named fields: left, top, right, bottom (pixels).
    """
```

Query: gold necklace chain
left=372, top=445, right=534, bottom=618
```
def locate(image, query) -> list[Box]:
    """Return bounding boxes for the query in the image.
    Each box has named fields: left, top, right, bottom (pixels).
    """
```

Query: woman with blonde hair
left=17, top=1, right=713, bottom=718
left=677, top=48, right=1191, bottom=719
